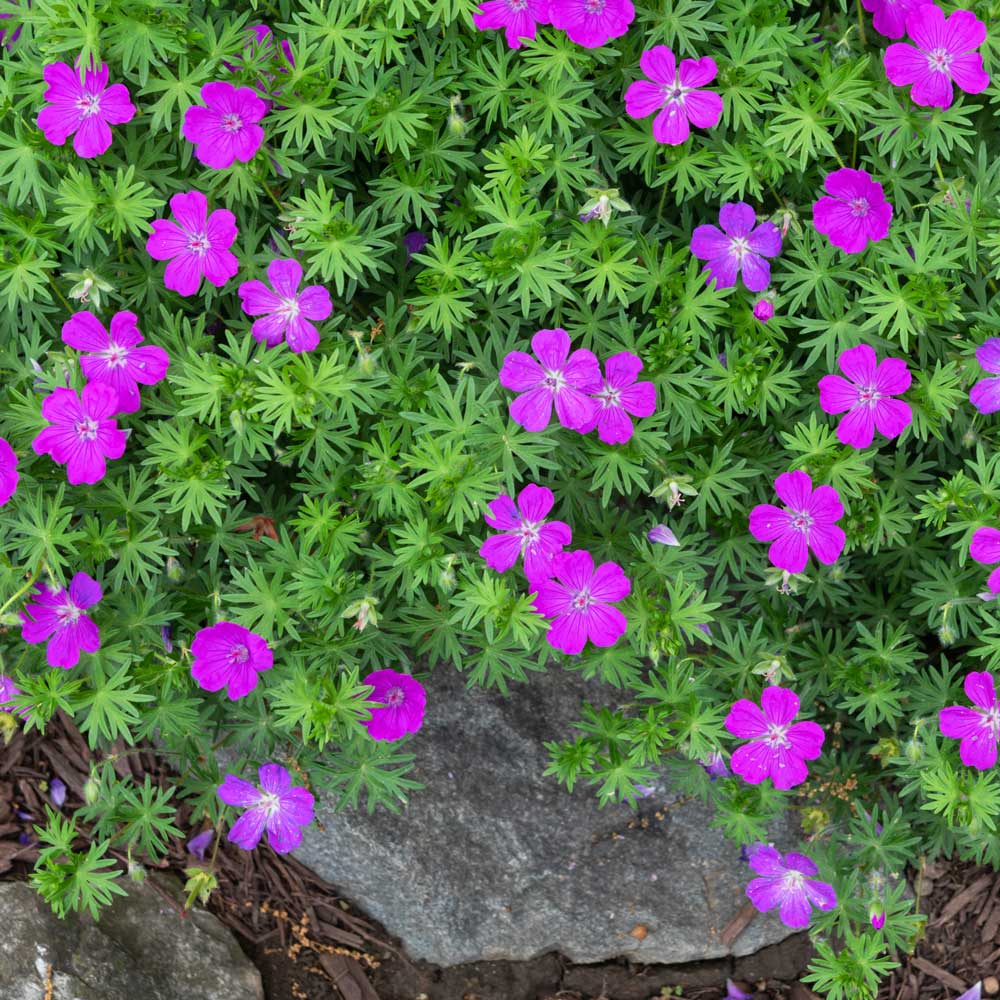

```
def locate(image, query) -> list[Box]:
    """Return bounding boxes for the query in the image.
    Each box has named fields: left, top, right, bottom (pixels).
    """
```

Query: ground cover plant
left=0, top=0, right=999, bottom=995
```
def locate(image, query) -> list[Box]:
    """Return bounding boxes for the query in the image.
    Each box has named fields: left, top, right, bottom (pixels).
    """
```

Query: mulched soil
left=0, top=711, right=994, bottom=1000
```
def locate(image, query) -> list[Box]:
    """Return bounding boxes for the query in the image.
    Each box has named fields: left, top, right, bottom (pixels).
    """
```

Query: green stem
left=856, top=0, right=867, bottom=46
left=46, top=273, right=73, bottom=313
left=0, top=569, right=42, bottom=618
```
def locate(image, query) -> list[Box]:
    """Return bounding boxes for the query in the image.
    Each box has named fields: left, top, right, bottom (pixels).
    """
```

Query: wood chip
left=319, top=954, right=380, bottom=1000
left=931, top=873, right=994, bottom=927
left=720, top=901, right=757, bottom=947
left=910, top=956, right=968, bottom=991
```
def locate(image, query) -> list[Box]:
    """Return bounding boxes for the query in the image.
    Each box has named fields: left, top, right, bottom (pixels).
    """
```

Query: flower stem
left=856, top=0, right=867, bottom=46
left=0, top=569, right=42, bottom=618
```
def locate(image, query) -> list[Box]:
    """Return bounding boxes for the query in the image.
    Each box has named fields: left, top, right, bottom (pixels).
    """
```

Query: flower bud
left=83, top=774, right=100, bottom=805
left=869, top=903, right=885, bottom=930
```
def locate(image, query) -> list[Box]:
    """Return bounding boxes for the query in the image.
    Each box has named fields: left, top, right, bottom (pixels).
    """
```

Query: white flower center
left=927, top=47, right=952, bottom=73
left=980, top=705, right=1000, bottom=739
left=277, top=297, right=301, bottom=321
left=730, top=236, right=750, bottom=261
left=55, top=601, right=82, bottom=628
left=572, top=588, right=592, bottom=611
left=385, top=685, right=405, bottom=707
left=790, top=510, right=813, bottom=533
left=75, top=93, right=102, bottom=118
left=765, top=724, right=791, bottom=748
left=507, top=0, right=528, bottom=9
left=542, top=369, right=566, bottom=392
left=221, top=112, right=244, bottom=133
left=858, top=384, right=882, bottom=406
left=75, top=418, right=99, bottom=442
left=663, top=77, right=687, bottom=103
left=259, top=792, right=281, bottom=816
left=596, top=385, right=622, bottom=409
left=187, top=232, right=210, bottom=255
left=518, top=520, right=541, bottom=551
left=584, top=0, right=605, bottom=11
left=848, top=197, right=870, bottom=218
left=228, top=643, right=250, bottom=665
left=103, top=343, right=128, bottom=369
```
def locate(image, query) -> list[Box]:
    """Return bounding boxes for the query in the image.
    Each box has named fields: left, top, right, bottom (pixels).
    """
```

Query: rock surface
left=0, top=877, right=263, bottom=1000
left=295, top=666, right=798, bottom=967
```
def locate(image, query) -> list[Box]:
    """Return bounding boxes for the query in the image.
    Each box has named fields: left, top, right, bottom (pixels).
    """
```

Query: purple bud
left=699, top=751, right=729, bottom=781
left=870, top=911, right=885, bottom=930
left=634, top=784, right=656, bottom=798
left=18, top=832, right=33, bottom=846
left=187, top=829, right=214, bottom=861
left=647, top=524, right=679, bottom=546
left=161, top=625, right=173, bottom=653
left=16, top=810, right=33, bottom=821
left=726, top=978, right=754, bottom=1000
left=49, top=778, right=67, bottom=809
left=695, top=622, right=712, bottom=639
left=403, top=230, right=429, bottom=264
left=753, top=299, right=774, bottom=323
left=957, top=984, right=982, bottom=1000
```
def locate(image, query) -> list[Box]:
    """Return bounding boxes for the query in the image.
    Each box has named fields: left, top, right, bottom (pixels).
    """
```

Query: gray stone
left=295, top=666, right=798, bottom=967
left=0, top=877, right=263, bottom=1000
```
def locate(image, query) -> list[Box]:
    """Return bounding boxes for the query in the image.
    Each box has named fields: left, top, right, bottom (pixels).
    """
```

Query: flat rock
left=295, top=666, right=797, bottom=967
left=0, top=876, right=263, bottom=1000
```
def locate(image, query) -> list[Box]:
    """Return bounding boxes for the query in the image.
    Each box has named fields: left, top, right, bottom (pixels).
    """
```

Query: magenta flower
left=818, top=344, right=911, bottom=448
left=21, top=572, right=102, bottom=669
left=182, top=81, right=267, bottom=170
left=725, top=980, right=754, bottom=1000
left=61, top=310, right=170, bottom=414
left=969, top=339, right=1000, bottom=415
left=547, top=0, right=634, bottom=48
left=745, top=845, right=837, bottom=929
left=187, top=828, right=214, bottom=861
left=939, top=671, right=1000, bottom=771
left=362, top=669, right=427, bottom=742
left=499, top=328, right=602, bottom=433
left=970, top=527, right=1000, bottom=596
left=753, top=298, right=774, bottom=323
left=700, top=751, right=729, bottom=780
left=217, top=763, right=315, bottom=854
left=690, top=203, right=782, bottom=292
left=480, top=484, right=572, bottom=583
left=0, top=674, right=24, bottom=715
left=813, top=169, right=893, bottom=255
left=957, top=985, right=983, bottom=1000
left=624, top=46, right=722, bottom=145
left=725, top=686, right=824, bottom=789
left=473, top=0, right=549, bottom=49
left=403, top=230, right=428, bottom=264
left=531, top=550, right=630, bottom=655
left=146, top=191, right=240, bottom=297
left=32, top=383, right=127, bottom=485
left=578, top=352, right=656, bottom=444
left=36, top=61, right=135, bottom=158
left=238, top=259, right=332, bottom=354
left=0, top=3, right=22, bottom=48
left=0, top=436, right=18, bottom=506
left=190, top=621, right=273, bottom=699
left=749, top=471, right=845, bottom=574
left=884, top=4, right=989, bottom=109
left=647, top=524, right=679, bottom=546
left=870, top=906, right=886, bottom=930
left=861, top=0, right=918, bottom=38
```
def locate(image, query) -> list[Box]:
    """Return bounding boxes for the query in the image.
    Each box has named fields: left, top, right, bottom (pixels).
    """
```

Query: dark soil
left=1, top=711, right=994, bottom=1000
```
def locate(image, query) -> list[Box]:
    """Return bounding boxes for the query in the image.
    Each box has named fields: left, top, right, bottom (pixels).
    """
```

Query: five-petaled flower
left=21, top=572, right=103, bottom=669
left=238, top=258, right=332, bottom=353
left=32, top=383, right=127, bottom=485
left=884, top=4, right=989, bottom=109
left=362, top=669, right=427, bottom=742
left=547, top=0, right=634, bottom=48
left=970, top=527, right=1000, bottom=598
left=749, top=471, right=845, bottom=574
left=818, top=344, right=911, bottom=448
left=531, top=549, right=630, bottom=655
left=480, top=484, right=572, bottom=584
left=625, top=46, right=722, bottom=145
left=745, top=844, right=838, bottom=928
left=146, top=191, right=240, bottom=296
left=37, top=61, right=135, bottom=158
left=578, top=352, right=656, bottom=444
left=690, top=202, right=782, bottom=292
left=191, top=621, right=273, bottom=699
left=725, top=686, right=825, bottom=789
left=473, top=0, right=550, bottom=49
left=813, top=169, right=893, bottom=254
left=0, top=436, right=18, bottom=506
left=862, top=0, right=919, bottom=39
left=969, top=339, right=1000, bottom=415
left=217, top=763, right=315, bottom=854
left=939, top=670, right=1000, bottom=770
left=61, top=310, right=170, bottom=414
left=499, top=328, right=602, bottom=433
left=182, top=81, right=267, bottom=170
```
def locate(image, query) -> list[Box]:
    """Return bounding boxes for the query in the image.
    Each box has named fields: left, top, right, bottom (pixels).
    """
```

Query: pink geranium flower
left=813, top=169, right=893, bottom=254
left=238, top=259, right=332, bottom=353
left=578, top=351, right=656, bottom=444
left=217, top=763, right=315, bottom=854
left=624, top=46, right=722, bottom=145
left=749, top=471, right=845, bottom=574
left=939, top=671, right=1000, bottom=770
left=531, top=550, right=630, bottom=655
left=32, top=383, right=127, bottom=485
left=480, top=484, right=572, bottom=583
left=362, top=669, right=427, bottom=742
left=745, top=845, right=837, bottom=928
left=499, top=328, right=602, bottom=432
left=61, top=310, right=170, bottom=414
left=818, top=344, right=911, bottom=448
left=36, top=61, right=135, bottom=158
left=725, top=686, right=824, bottom=789
left=547, top=0, right=634, bottom=47
left=473, top=0, right=550, bottom=48
left=182, top=81, right=267, bottom=170
left=970, top=527, right=1000, bottom=597
left=884, top=4, right=989, bottom=109
left=969, top=339, right=1000, bottom=415
left=0, top=436, right=18, bottom=506
left=753, top=299, right=774, bottom=323
left=146, top=191, right=240, bottom=296
left=21, top=572, right=102, bottom=669
left=690, top=202, right=782, bottom=292
left=191, top=621, right=273, bottom=699
left=862, top=0, right=919, bottom=38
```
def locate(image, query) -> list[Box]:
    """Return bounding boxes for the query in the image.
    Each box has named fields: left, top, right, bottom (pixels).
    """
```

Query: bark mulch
left=0, top=711, right=995, bottom=1000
